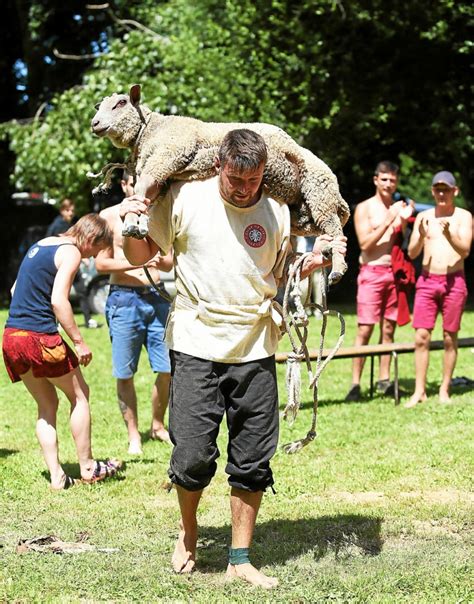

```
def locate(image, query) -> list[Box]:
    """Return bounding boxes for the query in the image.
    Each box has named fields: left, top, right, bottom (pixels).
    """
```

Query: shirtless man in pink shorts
left=346, top=161, right=414, bottom=401
left=405, top=171, right=472, bottom=407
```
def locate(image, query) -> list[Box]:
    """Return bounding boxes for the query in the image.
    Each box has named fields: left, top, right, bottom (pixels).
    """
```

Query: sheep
left=90, top=84, right=350, bottom=284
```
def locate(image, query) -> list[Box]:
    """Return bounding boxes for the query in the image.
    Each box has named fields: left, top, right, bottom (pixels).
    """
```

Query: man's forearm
left=52, top=298, right=83, bottom=345
left=283, top=250, right=330, bottom=282
left=445, top=233, right=470, bottom=258
left=358, top=221, right=391, bottom=252
left=408, top=237, right=424, bottom=259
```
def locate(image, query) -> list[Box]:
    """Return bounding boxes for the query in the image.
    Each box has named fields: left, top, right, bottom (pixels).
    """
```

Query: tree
left=1, top=0, right=472, bottom=213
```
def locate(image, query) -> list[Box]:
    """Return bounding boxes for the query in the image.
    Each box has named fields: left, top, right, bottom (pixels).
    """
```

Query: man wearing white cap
left=406, top=171, right=472, bottom=407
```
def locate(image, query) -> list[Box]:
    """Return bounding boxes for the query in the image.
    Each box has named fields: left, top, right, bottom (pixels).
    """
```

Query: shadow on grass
left=295, top=376, right=448, bottom=408
left=450, top=384, right=474, bottom=395
left=197, top=514, right=383, bottom=571
left=140, top=430, right=174, bottom=446
left=0, top=448, right=19, bottom=459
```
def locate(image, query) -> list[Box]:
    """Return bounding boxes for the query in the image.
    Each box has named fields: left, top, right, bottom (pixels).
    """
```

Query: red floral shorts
left=2, top=328, right=78, bottom=383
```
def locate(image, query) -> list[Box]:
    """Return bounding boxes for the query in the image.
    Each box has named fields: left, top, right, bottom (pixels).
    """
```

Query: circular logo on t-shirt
left=244, top=224, right=267, bottom=248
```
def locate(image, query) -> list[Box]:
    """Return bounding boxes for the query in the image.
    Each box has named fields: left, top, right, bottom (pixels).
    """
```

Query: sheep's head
left=91, top=84, right=145, bottom=149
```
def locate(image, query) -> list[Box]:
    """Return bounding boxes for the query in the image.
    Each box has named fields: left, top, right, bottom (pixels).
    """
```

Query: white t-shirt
left=148, top=176, right=291, bottom=363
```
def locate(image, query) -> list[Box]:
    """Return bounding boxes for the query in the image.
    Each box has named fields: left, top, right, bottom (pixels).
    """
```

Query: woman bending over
left=2, top=214, right=121, bottom=490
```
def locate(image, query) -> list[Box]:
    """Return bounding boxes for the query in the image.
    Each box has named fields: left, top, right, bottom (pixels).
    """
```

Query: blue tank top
left=6, top=242, right=75, bottom=333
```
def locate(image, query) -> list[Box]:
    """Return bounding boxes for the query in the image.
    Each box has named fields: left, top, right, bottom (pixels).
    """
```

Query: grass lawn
left=1, top=304, right=473, bottom=603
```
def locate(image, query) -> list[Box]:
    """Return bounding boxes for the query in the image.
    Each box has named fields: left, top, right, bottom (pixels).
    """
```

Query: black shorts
left=168, top=351, right=279, bottom=492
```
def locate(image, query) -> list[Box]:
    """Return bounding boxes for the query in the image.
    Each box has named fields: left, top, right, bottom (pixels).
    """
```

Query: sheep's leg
left=122, top=213, right=142, bottom=238
left=122, top=174, right=162, bottom=239
left=317, top=213, right=347, bottom=286
left=298, top=171, right=349, bottom=285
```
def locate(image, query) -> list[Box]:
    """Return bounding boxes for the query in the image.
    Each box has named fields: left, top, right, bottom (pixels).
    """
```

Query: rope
left=143, top=266, right=174, bottom=304
left=281, top=252, right=345, bottom=454
left=87, top=162, right=128, bottom=195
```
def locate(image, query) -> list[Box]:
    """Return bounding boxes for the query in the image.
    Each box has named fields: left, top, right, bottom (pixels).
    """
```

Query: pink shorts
left=2, top=328, right=78, bottom=383
left=356, top=264, right=397, bottom=325
left=412, top=271, right=467, bottom=333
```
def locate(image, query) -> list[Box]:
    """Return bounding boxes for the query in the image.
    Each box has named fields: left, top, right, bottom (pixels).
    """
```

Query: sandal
left=50, top=474, right=79, bottom=491
left=82, top=459, right=122, bottom=484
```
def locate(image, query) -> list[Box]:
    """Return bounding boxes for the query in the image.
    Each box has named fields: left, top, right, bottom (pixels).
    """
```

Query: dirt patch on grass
left=412, top=519, right=469, bottom=537
left=334, top=491, right=385, bottom=504
left=398, top=489, right=474, bottom=504
left=322, top=489, right=473, bottom=504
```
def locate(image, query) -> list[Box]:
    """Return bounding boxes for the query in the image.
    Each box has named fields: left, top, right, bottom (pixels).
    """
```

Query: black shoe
left=376, top=379, right=391, bottom=393
left=378, top=381, right=407, bottom=398
left=345, top=384, right=361, bottom=401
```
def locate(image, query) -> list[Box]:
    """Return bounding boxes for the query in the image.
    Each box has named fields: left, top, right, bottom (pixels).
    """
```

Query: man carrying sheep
left=119, top=129, right=346, bottom=589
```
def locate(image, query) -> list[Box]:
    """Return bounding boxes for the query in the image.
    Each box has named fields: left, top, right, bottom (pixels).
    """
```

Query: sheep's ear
left=129, top=84, right=141, bottom=106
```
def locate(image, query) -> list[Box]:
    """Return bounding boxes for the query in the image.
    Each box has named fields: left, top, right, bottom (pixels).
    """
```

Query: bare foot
left=226, top=563, right=278, bottom=589
left=439, top=390, right=452, bottom=403
left=128, top=440, right=143, bottom=455
left=172, top=522, right=197, bottom=573
left=150, top=426, right=171, bottom=444
left=404, top=392, right=427, bottom=409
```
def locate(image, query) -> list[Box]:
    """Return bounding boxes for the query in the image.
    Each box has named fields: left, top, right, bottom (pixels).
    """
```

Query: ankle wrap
left=228, top=547, right=250, bottom=565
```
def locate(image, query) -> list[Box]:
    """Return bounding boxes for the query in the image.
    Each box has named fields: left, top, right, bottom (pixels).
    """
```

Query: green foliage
left=2, top=0, right=473, bottom=212
left=1, top=305, right=473, bottom=601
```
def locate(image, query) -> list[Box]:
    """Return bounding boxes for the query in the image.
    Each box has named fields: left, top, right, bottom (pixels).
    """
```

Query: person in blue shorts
left=96, top=172, right=173, bottom=455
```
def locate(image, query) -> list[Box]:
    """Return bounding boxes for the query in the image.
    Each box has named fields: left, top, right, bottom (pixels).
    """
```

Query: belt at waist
left=109, top=283, right=168, bottom=296
left=174, top=293, right=283, bottom=327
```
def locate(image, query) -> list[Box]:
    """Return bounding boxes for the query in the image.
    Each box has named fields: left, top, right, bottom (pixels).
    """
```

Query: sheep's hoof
left=328, top=271, right=343, bottom=286
left=122, top=224, right=142, bottom=239
left=137, top=214, right=149, bottom=238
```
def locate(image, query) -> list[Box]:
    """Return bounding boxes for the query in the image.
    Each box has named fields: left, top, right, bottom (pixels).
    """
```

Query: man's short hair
left=59, top=198, right=74, bottom=211
left=374, top=161, right=399, bottom=176
left=218, top=129, right=267, bottom=172
left=122, top=168, right=133, bottom=183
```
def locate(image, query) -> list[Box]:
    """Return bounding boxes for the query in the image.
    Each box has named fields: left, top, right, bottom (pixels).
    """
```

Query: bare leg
left=21, top=370, right=66, bottom=489
left=351, top=323, right=375, bottom=384
left=117, top=377, right=142, bottom=454
left=439, top=330, right=458, bottom=403
left=379, top=318, right=396, bottom=381
left=226, top=488, right=278, bottom=589
left=150, top=372, right=171, bottom=442
left=50, top=368, right=95, bottom=478
left=405, top=328, right=431, bottom=408
left=172, top=485, right=202, bottom=573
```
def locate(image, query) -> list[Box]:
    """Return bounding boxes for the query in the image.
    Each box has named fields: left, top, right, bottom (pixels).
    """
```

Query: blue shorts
left=105, top=286, right=171, bottom=379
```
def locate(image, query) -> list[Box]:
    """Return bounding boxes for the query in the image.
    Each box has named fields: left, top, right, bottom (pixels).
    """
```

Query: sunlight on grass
left=1, top=306, right=473, bottom=602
